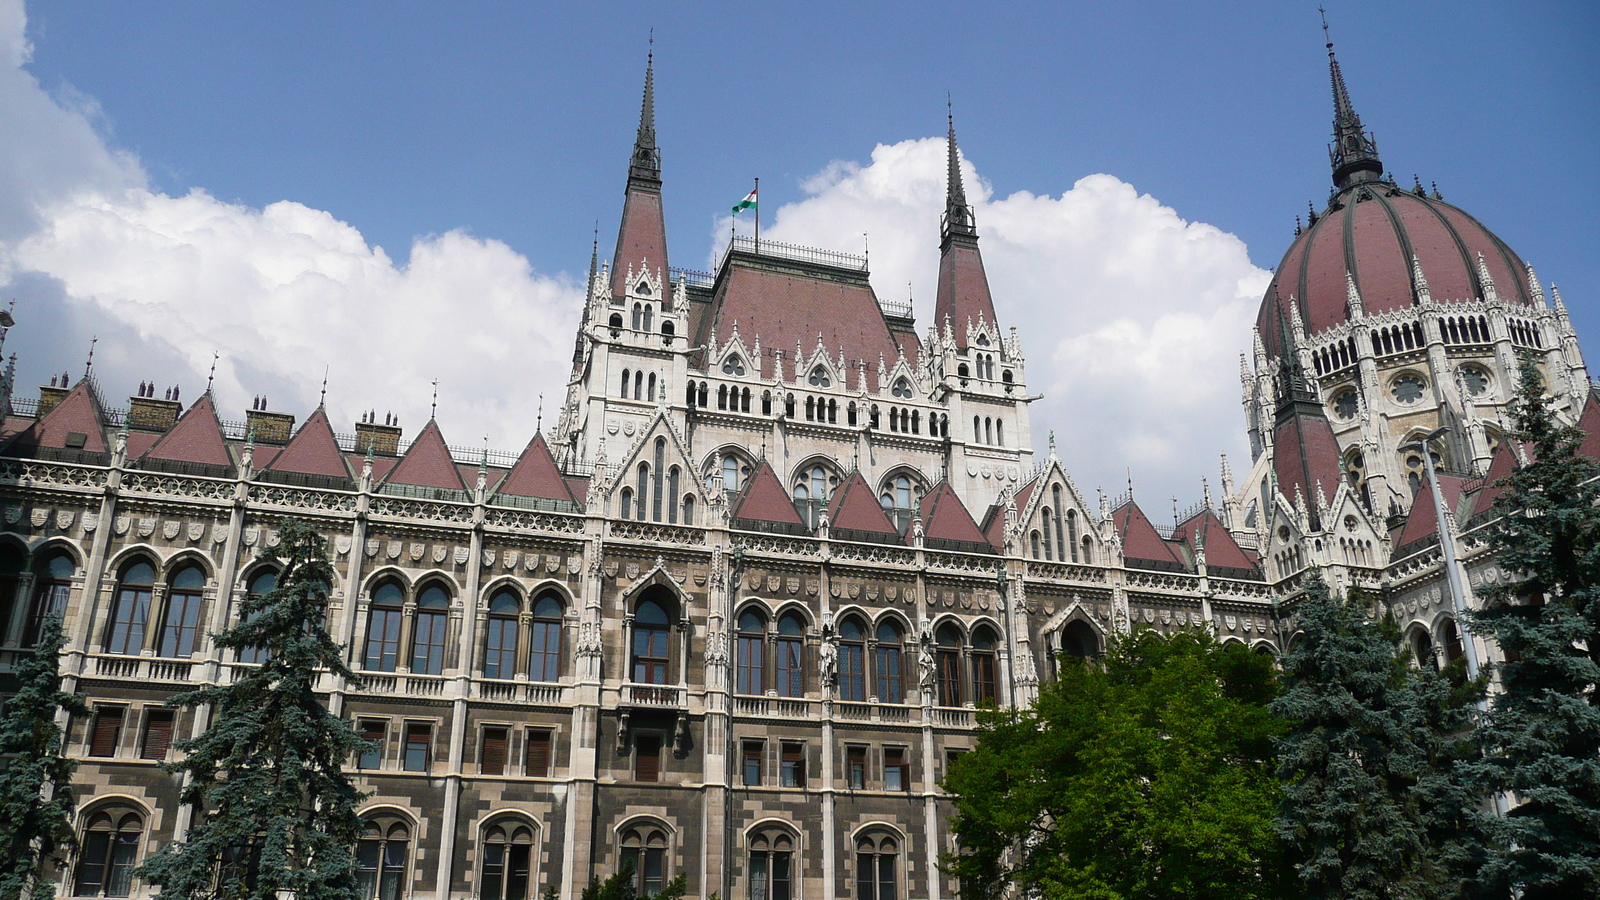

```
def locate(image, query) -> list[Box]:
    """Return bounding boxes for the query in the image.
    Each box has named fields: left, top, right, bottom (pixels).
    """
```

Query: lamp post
left=1401, top=426, right=1481, bottom=679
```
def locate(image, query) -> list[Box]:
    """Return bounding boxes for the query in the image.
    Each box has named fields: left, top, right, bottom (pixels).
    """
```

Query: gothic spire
left=611, top=45, right=670, bottom=298
left=941, top=102, right=977, bottom=243
left=1322, top=10, right=1383, bottom=190
left=933, top=103, right=997, bottom=348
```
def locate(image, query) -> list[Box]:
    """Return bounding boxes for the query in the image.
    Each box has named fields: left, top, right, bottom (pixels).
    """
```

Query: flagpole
left=754, top=177, right=760, bottom=253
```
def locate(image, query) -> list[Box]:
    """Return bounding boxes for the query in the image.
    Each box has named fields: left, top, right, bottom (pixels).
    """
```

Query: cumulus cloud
left=722, top=137, right=1270, bottom=506
left=0, top=0, right=580, bottom=450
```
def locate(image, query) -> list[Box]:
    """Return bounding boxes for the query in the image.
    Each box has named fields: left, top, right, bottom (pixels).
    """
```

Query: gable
left=495, top=433, right=577, bottom=507
left=731, top=459, right=808, bottom=530
left=919, top=482, right=992, bottom=552
left=263, top=407, right=352, bottom=482
left=382, top=420, right=467, bottom=492
left=827, top=471, right=903, bottom=542
left=142, top=393, right=232, bottom=470
left=1113, top=501, right=1187, bottom=572
left=5, top=381, right=107, bottom=457
left=1172, top=509, right=1258, bottom=578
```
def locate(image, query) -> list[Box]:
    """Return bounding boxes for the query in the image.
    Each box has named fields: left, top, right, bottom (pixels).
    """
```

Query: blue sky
left=2, top=0, right=1595, bottom=508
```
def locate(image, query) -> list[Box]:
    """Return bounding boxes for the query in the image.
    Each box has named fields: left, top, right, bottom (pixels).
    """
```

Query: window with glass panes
left=481, top=821, right=535, bottom=900
left=936, top=624, right=963, bottom=707
left=971, top=627, right=998, bottom=704
left=846, top=746, right=866, bottom=790
left=364, top=583, right=404, bottom=672
left=357, top=720, right=386, bottom=770
left=106, top=562, right=154, bottom=655
left=781, top=742, right=805, bottom=787
left=410, top=584, right=449, bottom=675
left=874, top=621, right=904, bottom=703
left=884, top=747, right=908, bottom=791
left=736, top=610, right=765, bottom=695
left=743, top=740, right=764, bottom=786
left=158, top=565, right=205, bottom=657
left=748, top=831, right=795, bottom=900
left=483, top=590, right=520, bottom=679
left=25, top=552, right=74, bottom=647
left=529, top=593, right=563, bottom=682
left=237, top=569, right=277, bottom=664
left=775, top=613, right=804, bottom=697
left=74, top=810, right=143, bottom=898
left=838, top=618, right=867, bottom=702
left=402, top=722, right=431, bottom=772
left=855, top=834, right=898, bottom=900
left=355, top=821, right=410, bottom=900
left=620, top=827, right=668, bottom=895
left=632, top=596, right=671, bottom=684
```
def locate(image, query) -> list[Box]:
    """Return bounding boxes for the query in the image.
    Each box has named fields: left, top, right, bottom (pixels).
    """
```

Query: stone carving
left=31, top=509, right=48, bottom=528
left=433, top=545, right=448, bottom=564
left=162, top=521, right=180, bottom=540
left=386, top=541, right=402, bottom=560
left=138, top=518, right=155, bottom=538
left=186, top=522, right=205, bottom=542
left=366, top=539, right=379, bottom=557
left=57, top=510, right=76, bottom=530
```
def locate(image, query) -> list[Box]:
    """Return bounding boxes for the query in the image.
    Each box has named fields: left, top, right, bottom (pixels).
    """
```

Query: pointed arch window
left=621, top=369, right=631, bottom=399
left=238, top=569, right=277, bottom=665
left=410, top=585, right=449, bottom=675
left=636, top=463, right=650, bottom=522
left=1041, top=510, right=1055, bottom=562
left=620, top=487, right=635, bottom=520
left=620, top=826, right=668, bottom=895
left=1051, top=487, right=1068, bottom=561
left=364, top=583, right=405, bottom=672
left=891, top=378, right=912, bottom=399
left=854, top=834, right=898, bottom=900
left=652, top=439, right=667, bottom=522
left=809, top=366, right=831, bottom=387
left=107, top=562, right=155, bottom=656
left=722, top=355, right=746, bottom=376
left=936, top=624, right=963, bottom=707
left=158, top=565, right=206, bottom=658
left=480, top=821, right=535, bottom=900
left=667, top=467, right=681, bottom=524
left=355, top=820, right=410, bottom=900
left=635, top=371, right=645, bottom=400
left=971, top=626, right=998, bottom=704
left=25, top=551, right=75, bottom=647
left=736, top=610, right=766, bottom=695
left=749, top=830, right=796, bottom=900
left=527, top=593, right=563, bottom=682
left=879, top=475, right=916, bottom=535
left=837, top=618, right=867, bottom=702
left=776, top=613, right=805, bottom=698
left=74, top=809, right=144, bottom=898
left=874, top=621, right=904, bottom=704
left=632, top=596, right=672, bottom=685
left=484, top=590, right=520, bottom=680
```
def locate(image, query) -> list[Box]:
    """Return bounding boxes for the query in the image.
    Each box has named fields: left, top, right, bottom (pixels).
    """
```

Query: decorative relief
left=433, top=545, right=448, bottom=564
left=482, top=549, right=496, bottom=567
left=56, top=510, right=75, bottom=530
left=386, top=541, right=401, bottom=560
left=82, top=512, right=98, bottom=533
left=455, top=546, right=470, bottom=565
left=410, top=543, right=425, bottom=562
left=366, top=539, right=379, bottom=558
left=335, top=536, right=352, bottom=556
left=31, top=509, right=48, bottom=528
left=137, top=518, right=155, bottom=538
left=7, top=506, right=24, bottom=526
left=186, top=522, right=205, bottom=542
left=504, top=550, right=520, bottom=569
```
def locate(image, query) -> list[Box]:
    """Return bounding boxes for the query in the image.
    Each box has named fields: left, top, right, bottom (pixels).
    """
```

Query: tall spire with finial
left=630, top=33, right=659, bottom=188
left=1321, top=7, right=1383, bottom=189
left=610, top=37, right=670, bottom=299
left=933, top=100, right=997, bottom=349
left=941, top=96, right=976, bottom=242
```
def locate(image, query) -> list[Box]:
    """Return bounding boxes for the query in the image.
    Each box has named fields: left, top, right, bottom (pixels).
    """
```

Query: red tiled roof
left=564, top=476, right=590, bottom=506
left=1467, top=441, right=1521, bottom=521
left=826, top=471, right=902, bottom=540
left=0, top=415, right=31, bottom=444
left=125, top=431, right=160, bottom=459
left=5, top=381, right=107, bottom=454
left=1113, top=501, right=1186, bottom=568
left=381, top=420, right=466, bottom=491
left=934, top=240, right=998, bottom=347
left=1397, top=475, right=1472, bottom=548
left=731, top=459, right=807, bottom=527
left=1576, top=390, right=1600, bottom=462
left=346, top=452, right=398, bottom=482
left=611, top=187, right=669, bottom=300
left=1272, top=408, right=1344, bottom=517
left=919, top=481, right=991, bottom=547
left=264, top=407, right=351, bottom=480
left=983, top=477, right=1038, bottom=548
left=250, top=445, right=283, bottom=468
left=1172, top=508, right=1257, bottom=575
left=700, top=260, right=900, bottom=375
left=142, top=393, right=232, bottom=467
left=496, top=433, right=577, bottom=504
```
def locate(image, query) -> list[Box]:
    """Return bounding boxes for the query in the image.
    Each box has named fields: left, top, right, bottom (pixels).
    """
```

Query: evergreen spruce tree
left=137, top=518, right=370, bottom=900
left=1272, top=571, right=1482, bottom=900
left=0, top=613, right=87, bottom=900
left=1466, top=360, right=1600, bottom=899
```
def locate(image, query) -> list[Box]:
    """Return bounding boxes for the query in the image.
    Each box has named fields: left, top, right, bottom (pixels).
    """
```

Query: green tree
left=0, top=613, right=87, bottom=900
left=943, top=628, right=1288, bottom=900
left=1466, top=360, right=1600, bottom=899
left=578, top=863, right=685, bottom=900
left=1272, top=571, right=1483, bottom=900
left=137, top=519, right=370, bottom=900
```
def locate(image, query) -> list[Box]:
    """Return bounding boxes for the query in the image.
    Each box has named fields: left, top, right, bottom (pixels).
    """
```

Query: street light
left=1399, top=426, right=1481, bottom=679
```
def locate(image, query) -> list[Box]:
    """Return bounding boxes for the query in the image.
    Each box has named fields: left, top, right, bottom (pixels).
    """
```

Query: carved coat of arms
left=57, top=510, right=76, bottom=530
left=186, top=522, right=205, bottom=542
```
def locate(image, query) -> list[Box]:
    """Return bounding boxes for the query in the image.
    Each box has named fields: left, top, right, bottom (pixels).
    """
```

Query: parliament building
left=0, top=33, right=1592, bottom=900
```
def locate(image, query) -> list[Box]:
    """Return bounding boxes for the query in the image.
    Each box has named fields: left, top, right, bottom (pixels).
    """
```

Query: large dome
left=1257, top=182, right=1535, bottom=359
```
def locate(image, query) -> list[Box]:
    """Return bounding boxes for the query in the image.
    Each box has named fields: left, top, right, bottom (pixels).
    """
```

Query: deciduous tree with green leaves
left=0, top=613, right=87, bottom=900
left=1467, top=361, right=1600, bottom=899
left=942, top=629, right=1288, bottom=900
left=137, top=518, right=370, bottom=900
left=1272, top=571, right=1483, bottom=900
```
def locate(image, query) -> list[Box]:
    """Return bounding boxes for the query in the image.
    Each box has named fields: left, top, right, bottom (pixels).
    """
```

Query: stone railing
left=931, top=706, right=975, bottom=728
left=89, top=654, right=194, bottom=683
left=623, top=682, right=687, bottom=709
left=0, top=460, right=110, bottom=491
left=732, top=695, right=814, bottom=719
left=247, top=484, right=359, bottom=513
left=354, top=672, right=449, bottom=698
left=475, top=679, right=569, bottom=705
left=484, top=508, right=585, bottom=534
left=368, top=496, right=474, bottom=525
left=119, top=472, right=235, bottom=502
left=609, top=521, right=706, bottom=547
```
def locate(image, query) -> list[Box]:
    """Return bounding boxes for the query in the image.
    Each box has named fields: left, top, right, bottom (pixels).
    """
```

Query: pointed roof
left=826, top=471, right=903, bottom=542
left=983, top=477, right=1038, bottom=549
left=142, top=392, right=232, bottom=467
left=381, top=420, right=467, bottom=492
left=1172, top=508, right=1258, bottom=578
left=263, top=406, right=351, bottom=481
left=934, top=111, right=998, bottom=347
left=610, top=52, right=669, bottom=299
left=919, top=481, right=993, bottom=551
left=1466, top=440, right=1522, bottom=524
left=495, top=433, right=578, bottom=505
left=4, top=380, right=108, bottom=456
left=730, top=459, right=808, bottom=529
left=1396, top=474, right=1472, bottom=550
left=1323, top=17, right=1382, bottom=189
left=1576, top=388, right=1600, bottom=462
left=1112, top=500, right=1187, bottom=571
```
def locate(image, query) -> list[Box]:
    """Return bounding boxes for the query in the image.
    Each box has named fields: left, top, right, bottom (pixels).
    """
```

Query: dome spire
left=1321, top=8, right=1383, bottom=190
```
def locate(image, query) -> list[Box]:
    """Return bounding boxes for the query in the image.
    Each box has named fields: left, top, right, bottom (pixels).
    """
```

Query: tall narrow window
left=635, top=371, right=644, bottom=399
left=480, top=822, right=534, bottom=900
left=647, top=372, right=656, bottom=403
left=1066, top=507, right=1079, bottom=562
left=25, top=552, right=74, bottom=647
left=855, top=835, right=898, bottom=900
left=776, top=614, right=805, bottom=698
left=884, top=747, right=908, bottom=791
left=635, top=735, right=662, bottom=782
left=484, top=590, right=520, bottom=680
left=357, top=720, right=386, bottom=770
left=621, top=369, right=631, bottom=399
left=838, top=618, right=867, bottom=702
left=525, top=729, right=553, bottom=777
left=410, top=585, right=449, bottom=676
left=355, top=822, right=410, bottom=900
left=480, top=726, right=509, bottom=776
left=632, top=597, right=671, bottom=684
left=743, top=740, right=764, bottom=786
left=874, top=621, right=904, bottom=704
left=971, top=627, right=998, bottom=705
left=936, top=624, right=963, bottom=707
left=749, top=832, right=795, bottom=900
left=89, top=707, right=124, bottom=757
left=364, top=583, right=405, bottom=672
left=652, top=439, right=666, bottom=522
left=140, top=710, right=175, bottom=760
left=529, top=593, right=563, bottom=682
left=636, top=464, right=650, bottom=522
left=402, top=722, right=431, bottom=772
left=106, top=562, right=155, bottom=655
left=722, top=456, right=742, bottom=494
left=238, top=569, right=277, bottom=665
left=736, top=611, right=765, bottom=695
left=781, top=742, right=805, bottom=788
left=667, top=467, right=681, bottom=524
left=74, top=811, right=143, bottom=898
left=846, top=746, right=867, bottom=790
left=1041, top=510, right=1054, bottom=561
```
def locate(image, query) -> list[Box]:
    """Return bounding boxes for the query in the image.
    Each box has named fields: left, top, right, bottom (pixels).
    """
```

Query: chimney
left=355, top=413, right=402, bottom=457
left=37, top=382, right=69, bottom=416
left=245, top=397, right=295, bottom=445
left=128, top=386, right=182, bottom=432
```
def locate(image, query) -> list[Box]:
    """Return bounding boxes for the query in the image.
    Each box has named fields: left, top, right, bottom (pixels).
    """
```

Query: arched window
left=74, top=808, right=144, bottom=898
left=874, top=621, right=904, bottom=704
left=1051, top=487, right=1068, bottom=561
left=784, top=394, right=795, bottom=418
left=838, top=618, right=867, bottom=702
left=632, top=596, right=672, bottom=685
left=994, top=419, right=1002, bottom=446
left=1066, top=509, right=1079, bottom=563
left=749, top=830, right=796, bottom=900
left=722, top=456, right=742, bottom=494
left=854, top=833, right=898, bottom=900
left=793, top=465, right=833, bottom=529
left=879, top=475, right=916, bottom=535
left=1030, top=531, right=1042, bottom=559
left=742, top=387, right=752, bottom=413
left=682, top=495, right=695, bottom=526
left=661, top=320, right=674, bottom=338
left=848, top=402, right=858, bottom=426
left=971, top=626, right=998, bottom=705
left=984, top=418, right=993, bottom=445
left=972, top=415, right=981, bottom=443
left=238, top=569, right=278, bottom=665
left=157, top=565, right=206, bottom=658
left=620, top=487, right=634, bottom=520
left=1409, top=627, right=1436, bottom=671
left=805, top=396, right=816, bottom=421
left=828, top=398, right=838, bottom=424
left=620, top=826, right=669, bottom=895
left=647, top=372, right=656, bottom=403
left=484, top=590, right=520, bottom=680
left=776, top=613, right=805, bottom=698
left=1081, top=536, right=1094, bottom=564
left=480, top=820, right=536, bottom=900
left=356, top=819, right=411, bottom=900
left=528, top=594, right=563, bottom=682
left=609, top=312, right=623, bottom=331
left=1059, top=621, right=1100, bottom=662
left=762, top=391, right=772, bottom=415
left=698, top=382, right=709, bottom=408
left=642, top=305, right=653, bottom=332
left=667, top=467, right=681, bottom=524
left=636, top=463, right=650, bottom=522
left=635, top=371, right=645, bottom=400
left=936, top=624, right=963, bottom=707
left=1440, top=618, right=1464, bottom=665
left=736, top=610, right=765, bottom=695
left=364, top=583, right=405, bottom=672
left=107, top=561, right=155, bottom=655
left=1041, top=510, right=1054, bottom=562
left=631, top=304, right=643, bottom=330
left=410, top=584, right=449, bottom=676
left=25, top=551, right=74, bottom=647
left=620, top=369, right=631, bottom=399
left=652, top=439, right=667, bottom=522
left=718, top=384, right=729, bottom=411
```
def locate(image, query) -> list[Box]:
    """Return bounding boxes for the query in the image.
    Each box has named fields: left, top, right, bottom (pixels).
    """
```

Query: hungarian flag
left=732, top=188, right=757, bottom=214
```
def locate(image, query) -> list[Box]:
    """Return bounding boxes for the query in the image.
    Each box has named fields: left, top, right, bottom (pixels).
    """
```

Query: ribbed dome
left=1257, top=183, right=1535, bottom=358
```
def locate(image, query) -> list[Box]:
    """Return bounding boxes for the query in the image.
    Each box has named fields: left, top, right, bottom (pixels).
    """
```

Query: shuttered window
left=635, top=735, right=661, bottom=782
left=140, top=710, right=175, bottom=760
left=525, top=730, right=552, bottom=778
left=90, top=708, right=124, bottom=757
left=480, top=727, right=508, bottom=776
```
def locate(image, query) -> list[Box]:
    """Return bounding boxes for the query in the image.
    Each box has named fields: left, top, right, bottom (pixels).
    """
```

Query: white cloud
left=743, top=137, right=1271, bottom=506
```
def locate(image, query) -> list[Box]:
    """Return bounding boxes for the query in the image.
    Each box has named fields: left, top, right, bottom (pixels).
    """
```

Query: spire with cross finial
left=934, top=100, right=998, bottom=349
left=85, top=336, right=97, bottom=378
left=610, top=39, right=670, bottom=299
left=430, top=378, right=439, bottom=419
left=1321, top=7, right=1383, bottom=189
left=207, top=351, right=218, bottom=392
left=941, top=96, right=976, bottom=242
left=320, top=366, right=329, bottom=406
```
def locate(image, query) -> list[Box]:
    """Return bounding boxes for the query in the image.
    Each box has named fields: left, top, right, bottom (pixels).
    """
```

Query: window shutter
left=480, top=727, right=508, bottom=776
left=635, top=735, right=661, bottom=782
left=140, top=710, right=175, bottom=760
left=90, top=708, right=124, bottom=757
left=525, top=730, right=552, bottom=778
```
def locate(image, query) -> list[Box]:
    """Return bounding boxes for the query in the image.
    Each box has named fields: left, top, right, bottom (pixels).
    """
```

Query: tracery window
left=364, top=582, right=405, bottom=672
left=891, top=378, right=912, bottom=399
left=874, top=621, right=904, bottom=704
left=808, top=366, right=831, bottom=387
left=838, top=617, right=867, bottom=702
left=632, top=595, right=672, bottom=685
left=792, top=465, right=834, bottom=530
left=484, top=590, right=520, bottom=680
left=776, top=613, right=805, bottom=698
left=106, top=561, right=155, bottom=656
left=74, top=808, right=144, bottom=898
left=736, top=610, right=765, bottom=695
left=854, top=833, right=899, bottom=900
left=25, top=551, right=75, bottom=647
left=480, top=820, right=536, bottom=900
left=529, top=593, right=563, bottom=682
left=157, top=565, right=205, bottom=658
left=410, top=584, right=449, bottom=675
left=355, top=820, right=410, bottom=900
left=620, top=826, right=669, bottom=895
left=723, top=355, right=746, bottom=376
left=879, top=475, right=916, bottom=535
left=748, top=830, right=796, bottom=900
